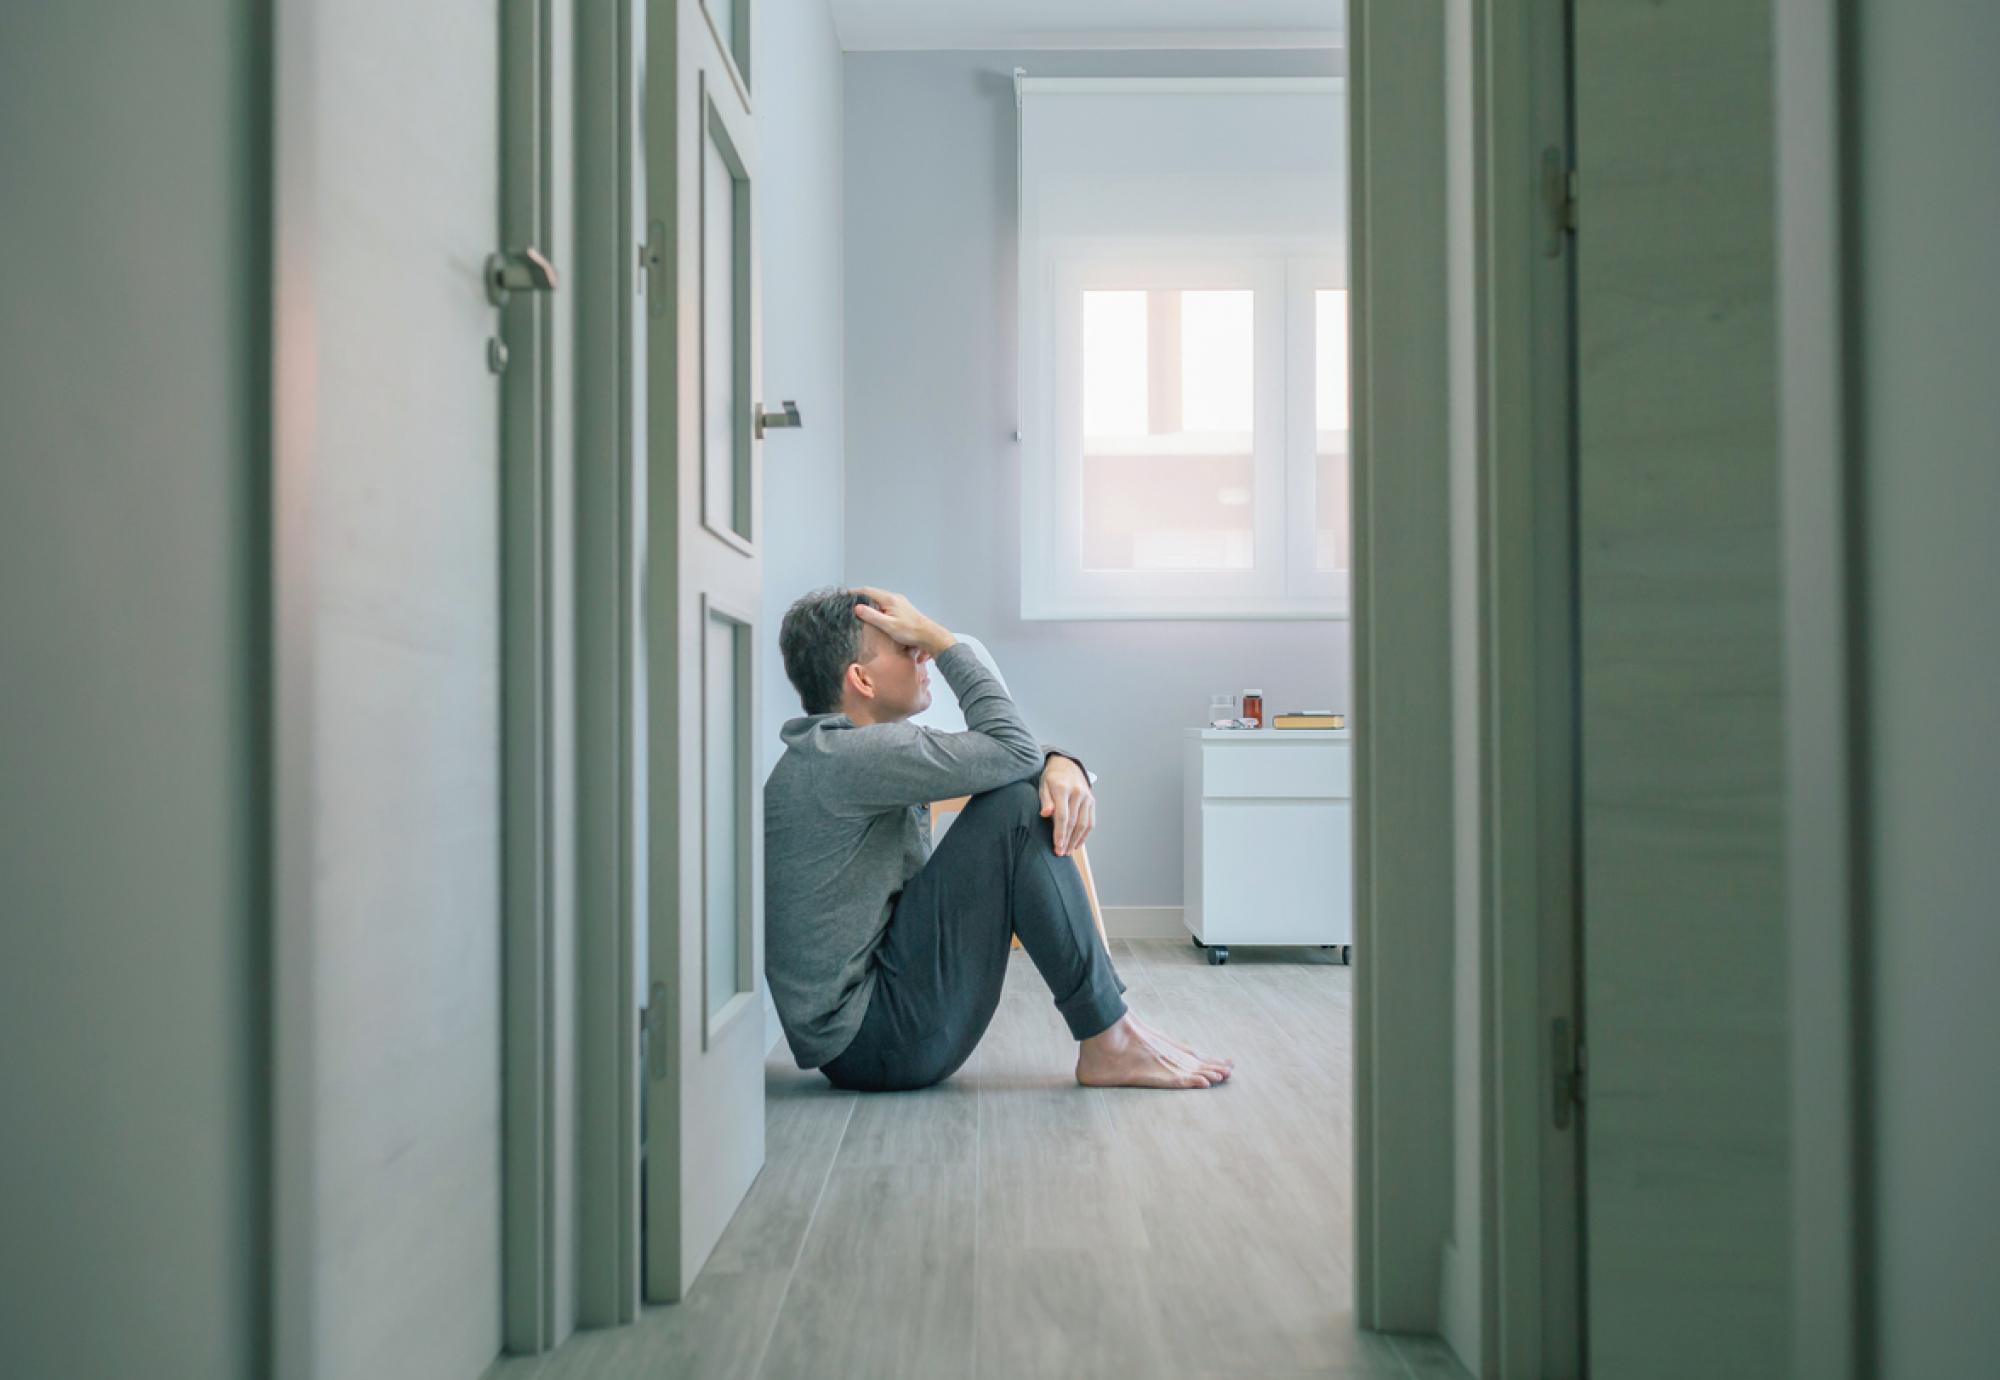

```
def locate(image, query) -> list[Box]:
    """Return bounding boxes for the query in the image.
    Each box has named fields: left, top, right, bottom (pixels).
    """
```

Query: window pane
left=1315, top=289, right=1349, bottom=431
left=702, top=122, right=749, bottom=540
left=1082, top=291, right=1148, bottom=441
left=1316, top=445, right=1350, bottom=572
left=1083, top=452, right=1255, bottom=571
left=1079, top=285, right=1258, bottom=573
left=1315, top=289, right=1350, bottom=572
left=704, top=610, right=748, bottom=1023
left=1181, top=289, right=1254, bottom=441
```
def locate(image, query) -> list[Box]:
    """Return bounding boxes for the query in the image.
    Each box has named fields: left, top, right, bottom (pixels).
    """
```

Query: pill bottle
left=1242, top=688, right=1264, bottom=728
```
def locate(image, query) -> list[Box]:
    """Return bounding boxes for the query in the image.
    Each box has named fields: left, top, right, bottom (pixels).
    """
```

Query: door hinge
left=1552, top=1017, right=1586, bottom=1128
left=639, top=220, right=667, bottom=316
left=643, top=981, right=669, bottom=1083
left=1542, top=147, right=1578, bottom=255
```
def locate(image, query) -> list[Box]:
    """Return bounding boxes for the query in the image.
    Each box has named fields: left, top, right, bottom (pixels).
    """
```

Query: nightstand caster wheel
left=1207, top=945, right=1230, bottom=966
left=1341, top=945, right=1353, bottom=965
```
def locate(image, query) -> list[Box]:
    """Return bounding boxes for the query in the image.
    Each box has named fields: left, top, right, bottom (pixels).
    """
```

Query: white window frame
left=1286, top=257, right=1351, bottom=610
left=1022, top=247, right=1348, bottom=621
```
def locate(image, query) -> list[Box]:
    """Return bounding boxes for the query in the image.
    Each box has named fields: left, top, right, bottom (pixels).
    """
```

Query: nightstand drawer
left=1200, top=741, right=1351, bottom=799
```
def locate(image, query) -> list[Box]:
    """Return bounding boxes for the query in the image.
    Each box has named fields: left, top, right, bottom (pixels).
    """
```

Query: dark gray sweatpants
left=820, top=779, right=1129, bottom=1092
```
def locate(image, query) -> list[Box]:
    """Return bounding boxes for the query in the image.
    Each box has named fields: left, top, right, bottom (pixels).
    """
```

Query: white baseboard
left=1101, top=905, right=1187, bottom=939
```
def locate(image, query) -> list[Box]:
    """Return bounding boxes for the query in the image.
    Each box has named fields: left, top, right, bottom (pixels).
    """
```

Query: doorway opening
left=539, top=4, right=1524, bottom=1378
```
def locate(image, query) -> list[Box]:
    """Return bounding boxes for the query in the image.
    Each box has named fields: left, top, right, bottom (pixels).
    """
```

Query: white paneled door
left=307, top=3, right=512, bottom=1376
left=641, top=0, right=768, bottom=1301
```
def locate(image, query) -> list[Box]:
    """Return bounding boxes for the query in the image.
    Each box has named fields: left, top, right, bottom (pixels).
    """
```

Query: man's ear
left=844, top=660, right=874, bottom=702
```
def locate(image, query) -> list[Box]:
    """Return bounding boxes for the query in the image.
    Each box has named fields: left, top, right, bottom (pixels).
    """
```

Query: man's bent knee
left=965, top=778, right=1042, bottom=824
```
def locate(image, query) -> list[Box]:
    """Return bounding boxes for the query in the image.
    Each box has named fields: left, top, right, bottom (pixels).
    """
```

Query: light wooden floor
left=491, top=939, right=1471, bottom=1380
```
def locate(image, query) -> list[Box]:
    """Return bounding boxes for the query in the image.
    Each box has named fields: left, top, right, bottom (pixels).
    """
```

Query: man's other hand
left=1038, top=754, right=1095, bottom=857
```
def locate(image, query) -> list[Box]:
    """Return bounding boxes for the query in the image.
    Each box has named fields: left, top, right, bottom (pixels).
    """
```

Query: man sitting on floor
left=764, top=585, right=1233, bottom=1092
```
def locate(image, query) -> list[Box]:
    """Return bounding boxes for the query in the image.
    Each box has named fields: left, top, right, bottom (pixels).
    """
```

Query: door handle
left=754, top=400, right=802, bottom=439
left=486, top=246, right=560, bottom=306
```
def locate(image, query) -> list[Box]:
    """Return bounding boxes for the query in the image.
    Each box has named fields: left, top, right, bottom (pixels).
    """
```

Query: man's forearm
left=932, top=643, right=1041, bottom=772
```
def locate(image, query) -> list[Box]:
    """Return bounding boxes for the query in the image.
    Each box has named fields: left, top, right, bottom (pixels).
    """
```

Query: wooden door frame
left=270, top=0, right=319, bottom=1375
left=1773, top=1, right=1868, bottom=1375
left=1349, top=3, right=1579, bottom=1371
left=1476, top=2, right=1582, bottom=1375
left=500, top=0, right=575, bottom=1355
left=573, top=0, right=646, bottom=1332
left=578, top=0, right=775, bottom=1321
left=1348, top=0, right=1458, bottom=1337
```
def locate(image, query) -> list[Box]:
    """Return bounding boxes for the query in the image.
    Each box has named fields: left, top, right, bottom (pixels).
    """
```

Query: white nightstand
left=1182, top=727, right=1354, bottom=966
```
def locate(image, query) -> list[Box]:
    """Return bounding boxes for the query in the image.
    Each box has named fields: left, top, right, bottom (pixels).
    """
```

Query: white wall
left=0, top=5, right=265, bottom=1376
left=842, top=47, right=1347, bottom=909
left=759, top=0, right=847, bottom=783
left=1855, top=4, right=2000, bottom=1371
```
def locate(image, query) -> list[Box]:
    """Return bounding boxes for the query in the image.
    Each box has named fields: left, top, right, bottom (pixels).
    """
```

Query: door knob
left=486, top=246, right=560, bottom=306
left=754, top=400, right=802, bottom=439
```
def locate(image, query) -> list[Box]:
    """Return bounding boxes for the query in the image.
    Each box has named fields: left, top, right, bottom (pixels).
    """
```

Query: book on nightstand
left=1272, top=711, right=1345, bottom=729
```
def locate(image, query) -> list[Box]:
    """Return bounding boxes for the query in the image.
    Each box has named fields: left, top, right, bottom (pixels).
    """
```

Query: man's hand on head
left=1038, top=753, right=1095, bottom=857
left=851, top=586, right=957, bottom=657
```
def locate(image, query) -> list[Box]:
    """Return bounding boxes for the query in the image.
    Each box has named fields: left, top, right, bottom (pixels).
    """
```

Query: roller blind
left=1017, top=77, right=1345, bottom=250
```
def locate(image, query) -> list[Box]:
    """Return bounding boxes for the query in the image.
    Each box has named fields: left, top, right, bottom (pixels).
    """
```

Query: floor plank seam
left=749, top=1088, right=858, bottom=1379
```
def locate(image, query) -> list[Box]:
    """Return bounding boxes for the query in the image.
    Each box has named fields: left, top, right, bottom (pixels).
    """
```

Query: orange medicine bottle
left=1242, top=688, right=1264, bottom=728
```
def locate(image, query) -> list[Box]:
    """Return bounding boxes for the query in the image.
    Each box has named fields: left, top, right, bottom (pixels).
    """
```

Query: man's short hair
left=779, top=587, right=882, bottom=715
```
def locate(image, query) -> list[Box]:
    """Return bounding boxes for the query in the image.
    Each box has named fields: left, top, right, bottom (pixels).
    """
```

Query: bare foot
left=1076, top=1015, right=1233, bottom=1089
left=1129, top=1012, right=1232, bottom=1069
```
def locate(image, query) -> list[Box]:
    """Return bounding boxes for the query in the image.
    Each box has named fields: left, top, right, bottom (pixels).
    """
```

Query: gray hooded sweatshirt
left=763, top=641, right=1077, bottom=1068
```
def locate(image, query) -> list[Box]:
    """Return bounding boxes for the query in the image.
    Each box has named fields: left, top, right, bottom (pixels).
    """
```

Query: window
left=1033, top=253, right=1348, bottom=617
left=1018, top=77, right=1347, bottom=619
